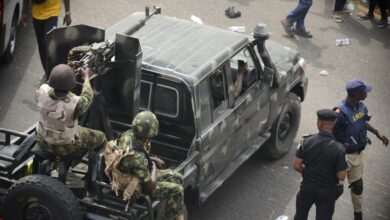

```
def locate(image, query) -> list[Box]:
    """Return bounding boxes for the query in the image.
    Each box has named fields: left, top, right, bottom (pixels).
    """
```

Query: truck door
left=227, top=46, right=270, bottom=159
left=196, top=64, right=236, bottom=196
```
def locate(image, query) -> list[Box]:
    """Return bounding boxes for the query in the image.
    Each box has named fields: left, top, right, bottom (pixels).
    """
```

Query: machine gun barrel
left=124, top=6, right=161, bottom=35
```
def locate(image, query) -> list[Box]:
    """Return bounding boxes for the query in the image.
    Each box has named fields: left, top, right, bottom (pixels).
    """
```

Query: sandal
left=333, top=14, right=344, bottom=23
left=294, top=29, right=313, bottom=38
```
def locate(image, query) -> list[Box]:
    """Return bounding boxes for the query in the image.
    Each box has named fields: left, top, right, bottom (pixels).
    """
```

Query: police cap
left=346, top=79, right=372, bottom=94
left=316, top=109, right=337, bottom=121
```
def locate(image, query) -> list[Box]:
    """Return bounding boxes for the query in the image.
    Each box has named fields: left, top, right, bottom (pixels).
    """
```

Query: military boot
left=354, top=212, right=362, bottom=220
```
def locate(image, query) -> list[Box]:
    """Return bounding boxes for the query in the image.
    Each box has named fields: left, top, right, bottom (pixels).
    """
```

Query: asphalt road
left=0, top=0, right=389, bottom=219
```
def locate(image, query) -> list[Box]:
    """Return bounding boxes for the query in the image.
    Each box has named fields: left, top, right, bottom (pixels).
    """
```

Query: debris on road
left=225, top=6, right=241, bottom=18
left=228, top=26, right=245, bottom=32
left=191, top=15, right=203, bottom=24
left=319, top=70, right=329, bottom=76
left=336, top=38, right=351, bottom=46
left=276, top=215, right=289, bottom=220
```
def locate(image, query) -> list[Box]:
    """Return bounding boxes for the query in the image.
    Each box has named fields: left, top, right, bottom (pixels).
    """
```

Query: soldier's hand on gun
left=80, top=68, right=90, bottom=80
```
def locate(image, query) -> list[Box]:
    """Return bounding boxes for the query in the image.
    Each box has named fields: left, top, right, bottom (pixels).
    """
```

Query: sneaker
left=358, top=14, right=374, bottom=20
left=294, top=29, right=313, bottom=38
left=377, top=19, right=388, bottom=28
left=280, top=19, right=294, bottom=36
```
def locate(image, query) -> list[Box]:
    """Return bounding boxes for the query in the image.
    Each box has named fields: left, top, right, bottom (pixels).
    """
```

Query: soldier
left=35, top=64, right=106, bottom=156
left=106, top=111, right=185, bottom=220
left=333, top=79, right=388, bottom=220
left=293, top=109, right=348, bottom=220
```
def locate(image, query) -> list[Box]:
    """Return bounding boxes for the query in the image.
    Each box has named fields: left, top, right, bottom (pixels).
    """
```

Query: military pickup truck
left=0, top=7, right=307, bottom=220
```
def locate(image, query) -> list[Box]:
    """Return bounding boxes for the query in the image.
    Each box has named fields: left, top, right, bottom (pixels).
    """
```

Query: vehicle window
left=230, top=48, right=258, bottom=98
left=199, top=79, right=212, bottom=131
left=155, top=85, right=179, bottom=117
left=140, top=81, right=152, bottom=109
left=209, top=66, right=228, bottom=120
left=140, top=81, right=179, bottom=118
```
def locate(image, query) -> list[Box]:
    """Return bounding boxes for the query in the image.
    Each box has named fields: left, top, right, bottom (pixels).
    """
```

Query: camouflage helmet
left=132, top=111, right=159, bottom=138
left=48, top=64, right=76, bottom=91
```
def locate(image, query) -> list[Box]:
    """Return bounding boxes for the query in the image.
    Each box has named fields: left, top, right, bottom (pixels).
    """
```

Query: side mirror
left=263, top=66, right=274, bottom=85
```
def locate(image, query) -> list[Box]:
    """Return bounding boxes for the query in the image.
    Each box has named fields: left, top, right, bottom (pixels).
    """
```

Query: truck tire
left=1, top=12, right=17, bottom=63
left=2, top=175, right=82, bottom=220
left=264, top=92, right=301, bottom=159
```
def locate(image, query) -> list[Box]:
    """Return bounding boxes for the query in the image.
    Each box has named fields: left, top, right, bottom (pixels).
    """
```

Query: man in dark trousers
left=358, top=0, right=388, bottom=28
left=22, top=0, right=72, bottom=81
left=333, top=79, right=388, bottom=220
left=293, top=109, right=348, bottom=220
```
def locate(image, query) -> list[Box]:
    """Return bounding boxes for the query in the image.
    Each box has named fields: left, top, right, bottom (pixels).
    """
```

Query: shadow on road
left=188, top=144, right=300, bottom=220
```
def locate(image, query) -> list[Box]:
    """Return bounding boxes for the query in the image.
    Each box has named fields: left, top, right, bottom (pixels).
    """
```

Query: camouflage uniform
left=116, top=130, right=184, bottom=220
left=36, top=81, right=106, bottom=156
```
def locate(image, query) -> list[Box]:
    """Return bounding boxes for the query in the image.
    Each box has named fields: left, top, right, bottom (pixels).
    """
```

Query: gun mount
left=45, top=6, right=161, bottom=138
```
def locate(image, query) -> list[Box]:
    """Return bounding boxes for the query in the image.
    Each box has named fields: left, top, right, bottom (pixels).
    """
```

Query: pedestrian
left=293, top=109, right=348, bottom=220
left=105, top=111, right=185, bottom=220
left=358, top=0, right=388, bottom=28
left=333, top=79, right=388, bottom=220
left=332, top=0, right=347, bottom=23
left=35, top=64, right=106, bottom=157
left=281, top=0, right=313, bottom=38
left=21, top=0, right=72, bottom=81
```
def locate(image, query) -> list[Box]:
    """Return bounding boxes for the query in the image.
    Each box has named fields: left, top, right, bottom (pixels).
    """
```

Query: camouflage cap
left=48, top=64, right=76, bottom=91
left=132, top=111, right=159, bottom=138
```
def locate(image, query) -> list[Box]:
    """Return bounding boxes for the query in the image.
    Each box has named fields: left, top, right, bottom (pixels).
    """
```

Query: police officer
left=114, top=111, right=185, bottom=220
left=36, top=64, right=107, bottom=156
left=294, top=109, right=348, bottom=220
left=333, top=79, right=388, bottom=220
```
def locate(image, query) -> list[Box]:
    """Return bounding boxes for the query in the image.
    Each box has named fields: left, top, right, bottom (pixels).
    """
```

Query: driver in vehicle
left=106, top=111, right=185, bottom=220
left=233, top=60, right=247, bottom=97
left=35, top=64, right=107, bottom=156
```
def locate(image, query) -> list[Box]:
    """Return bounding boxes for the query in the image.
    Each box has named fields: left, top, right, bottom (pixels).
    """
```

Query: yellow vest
left=32, top=0, right=61, bottom=20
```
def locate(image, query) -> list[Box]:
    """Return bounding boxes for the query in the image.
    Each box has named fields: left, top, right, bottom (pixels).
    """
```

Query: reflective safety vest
left=36, top=84, right=80, bottom=145
left=335, top=100, right=369, bottom=152
left=104, top=140, right=140, bottom=206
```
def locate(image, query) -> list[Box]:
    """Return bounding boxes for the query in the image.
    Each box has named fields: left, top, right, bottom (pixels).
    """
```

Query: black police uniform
left=294, top=131, right=348, bottom=220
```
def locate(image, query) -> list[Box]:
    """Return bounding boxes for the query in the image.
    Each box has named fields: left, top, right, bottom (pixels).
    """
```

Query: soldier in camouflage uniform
left=35, top=64, right=106, bottom=156
left=115, top=111, right=185, bottom=220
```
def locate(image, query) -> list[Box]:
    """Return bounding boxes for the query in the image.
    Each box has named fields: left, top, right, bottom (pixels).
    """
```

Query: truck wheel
left=264, top=93, right=301, bottom=159
left=1, top=12, right=17, bottom=63
left=2, top=175, right=82, bottom=220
